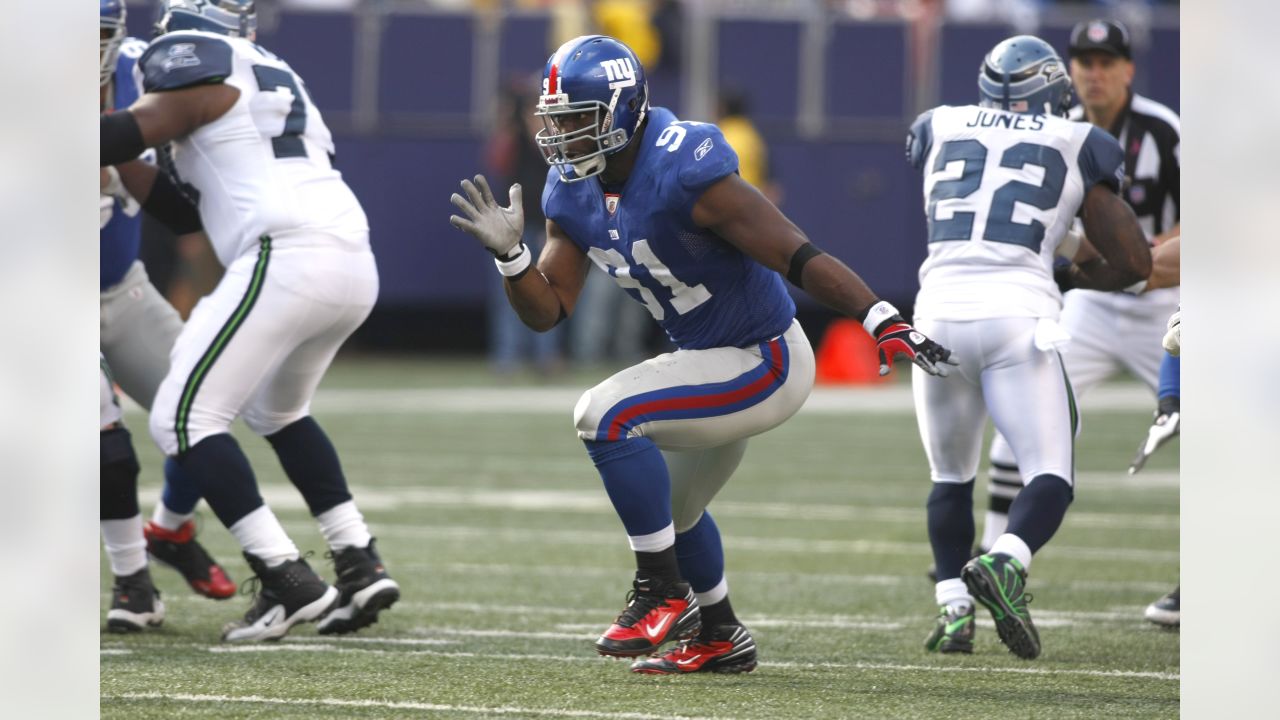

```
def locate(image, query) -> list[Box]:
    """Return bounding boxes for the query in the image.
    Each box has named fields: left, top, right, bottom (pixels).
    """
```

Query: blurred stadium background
left=120, top=0, right=1179, bottom=361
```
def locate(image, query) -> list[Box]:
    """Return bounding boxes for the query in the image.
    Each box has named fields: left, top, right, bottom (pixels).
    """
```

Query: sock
left=634, top=545, right=681, bottom=584
left=990, top=533, right=1033, bottom=571
left=934, top=578, right=972, bottom=609
left=228, top=505, right=298, bottom=567
left=675, top=512, right=726, bottom=593
left=926, top=480, right=975, bottom=581
left=699, top=591, right=740, bottom=638
left=315, top=499, right=372, bottom=551
left=101, top=427, right=140, bottom=521
left=983, top=461, right=1021, bottom=551
left=150, top=499, right=193, bottom=533
left=266, top=416, right=353, bottom=516
left=177, top=433, right=265, bottom=529
left=101, top=515, right=148, bottom=576
left=584, top=437, right=673, bottom=539
left=1157, top=352, right=1180, bottom=406
left=1004, top=473, right=1074, bottom=555
left=160, top=455, right=202, bottom=516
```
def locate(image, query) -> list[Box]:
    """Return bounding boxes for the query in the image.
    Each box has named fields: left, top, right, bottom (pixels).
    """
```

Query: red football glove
left=874, top=321, right=957, bottom=377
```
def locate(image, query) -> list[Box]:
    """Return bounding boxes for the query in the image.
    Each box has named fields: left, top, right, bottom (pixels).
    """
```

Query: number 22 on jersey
left=927, top=140, right=1066, bottom=251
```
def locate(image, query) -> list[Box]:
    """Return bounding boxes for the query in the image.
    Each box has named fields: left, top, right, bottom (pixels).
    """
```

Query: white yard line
left=104, top=692, right=727, bottom=720
left=122, top=383, right=1155, bottom=416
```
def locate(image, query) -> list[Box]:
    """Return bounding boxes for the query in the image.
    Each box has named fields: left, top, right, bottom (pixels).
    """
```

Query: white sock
left=101, top=515, right=148, bottom=576
left=150, top=499, right=194, bottom=532
left=695, top=577, right=729, bottom=607
left=934, top=578, right=972, bottom=609
left=315, top=500, right=372, bottom=551
left=980, top=511, right=1009, bottom=553
left=628, top=522, right=675, bottom=553
left=228, top=505, right=299, bottom=567
left=990, top=533, right=1033, bottom=572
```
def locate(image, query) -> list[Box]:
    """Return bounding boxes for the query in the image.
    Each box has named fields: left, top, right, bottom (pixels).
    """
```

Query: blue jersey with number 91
left=542, top=107, right=795, bottom=350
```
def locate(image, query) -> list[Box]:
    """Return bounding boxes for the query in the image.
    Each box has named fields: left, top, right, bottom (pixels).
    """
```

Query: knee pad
left=101, top=427, right=141, bottom=520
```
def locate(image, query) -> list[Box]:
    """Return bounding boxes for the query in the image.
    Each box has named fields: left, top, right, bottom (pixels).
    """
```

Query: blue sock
left=675, top=512, right=725, bottom=594
left=584, top=437, right=672, bottom=537
left=265, top=416, right=353, bottom=516
left=177, top=433, right=264, bottom=529
left=927, top=480, right=976, bottom=581
left=1005, top=474, right=1073, bottom=554
left=161, top=455, right=202, bottom=515
left=1157, top=352, right=1180, bottom=412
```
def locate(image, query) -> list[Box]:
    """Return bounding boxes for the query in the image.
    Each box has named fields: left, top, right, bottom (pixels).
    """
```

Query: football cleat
left=1144, top=586, right=1179, bottom=627
left=221, top=553, right=338, bottom=643
left=107, top=567, right=165, bottom=633
left=144, top=520, right=237, bottom=599
left=316, top=539, right=401, bottom=635
left=595, top=575, right=700, bottom=658
left=924, top=602, right=975, bottom=654
left=630, top=624, right=758, bottom=675
left=962, top=553, right=1041, bottom=659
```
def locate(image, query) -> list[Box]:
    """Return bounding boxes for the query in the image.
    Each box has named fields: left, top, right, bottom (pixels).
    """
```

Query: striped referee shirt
left=1069, top=92, right=1180, bottom=240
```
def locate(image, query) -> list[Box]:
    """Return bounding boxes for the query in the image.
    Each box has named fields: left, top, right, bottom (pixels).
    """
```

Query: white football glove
left=1162, top=309, right=1180, bottom=356
left=448, top=174, right=523, bottom=258
left=1129, top=409, right=1179, bottom=474
left=100, top=194, right=115, bottom=229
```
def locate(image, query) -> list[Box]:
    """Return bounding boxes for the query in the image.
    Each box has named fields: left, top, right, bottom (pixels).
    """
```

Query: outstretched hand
left=875, top=322, right=958, bottom=377
left=449, top=174, right=524, bottom=258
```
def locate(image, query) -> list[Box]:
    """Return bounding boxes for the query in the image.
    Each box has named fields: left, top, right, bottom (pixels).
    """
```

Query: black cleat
left=221, top=553, right=338, bottom=642
left=630, top=624, right=758, bottom=674
left=924, top=602, right=975, bottom=654
left=316, top=539, right=400, bottom=635
left=962, top=553, right=1041, bottom=660
left=1144, top=585, right=1179, bottom=627
left=107, top=567, right=165, bottom=633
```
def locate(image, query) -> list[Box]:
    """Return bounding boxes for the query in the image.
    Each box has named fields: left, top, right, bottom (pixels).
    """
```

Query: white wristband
left=494, top=244, right=531, bottom=277
left=102, top=165, right=125, bottom=198
left=1123, top=279, right=1148, bottom=295
left=861, top=300, right=900, bottom=336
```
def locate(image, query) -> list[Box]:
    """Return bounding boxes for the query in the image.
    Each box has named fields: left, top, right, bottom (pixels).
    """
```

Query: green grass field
left=101, top=356, right=1179, bottom=719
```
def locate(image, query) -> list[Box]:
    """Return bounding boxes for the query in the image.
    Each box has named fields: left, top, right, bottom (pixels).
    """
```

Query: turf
left=101, top=356, right=1179, bottom=719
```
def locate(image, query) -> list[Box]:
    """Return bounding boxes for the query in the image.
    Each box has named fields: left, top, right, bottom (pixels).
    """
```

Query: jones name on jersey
left=135, top=30, right=368, bottom=265
left=906, top=104, right=1124, bottom=321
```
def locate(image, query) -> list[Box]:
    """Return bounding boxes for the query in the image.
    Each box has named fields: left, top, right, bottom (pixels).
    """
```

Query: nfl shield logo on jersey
left=605, top=193, right=620, bottom=215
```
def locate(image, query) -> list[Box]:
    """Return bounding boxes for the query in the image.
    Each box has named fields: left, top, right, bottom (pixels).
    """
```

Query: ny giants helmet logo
left=600, top=58, right=636, bottom=90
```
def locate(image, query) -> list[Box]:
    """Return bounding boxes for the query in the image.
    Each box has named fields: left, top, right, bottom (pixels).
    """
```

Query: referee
left=976, top=17, right=1181, bottom=613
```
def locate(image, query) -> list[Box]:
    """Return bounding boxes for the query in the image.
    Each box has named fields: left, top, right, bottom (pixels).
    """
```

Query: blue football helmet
left=977, top=35, right=1073, bottom=117
left=155, top=0, right=256, bottom=40
left=100, top=0, right=127, bottom=87
left=535, top=35, right=649, bottom=182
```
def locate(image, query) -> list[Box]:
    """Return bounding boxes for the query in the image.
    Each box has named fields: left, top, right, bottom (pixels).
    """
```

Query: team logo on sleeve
left=694, top=137, right=714, bottom=161
left=162, top=43, right=201, bottom=72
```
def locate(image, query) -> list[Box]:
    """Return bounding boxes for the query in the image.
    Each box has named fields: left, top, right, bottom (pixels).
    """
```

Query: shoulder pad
left=1078, top=125, right=1125, bottom=193
left=905, top=108, right=936, bottom=170
left=139, top=34, right=234, bottom=93
left=670, top=122, right=738, bottom=194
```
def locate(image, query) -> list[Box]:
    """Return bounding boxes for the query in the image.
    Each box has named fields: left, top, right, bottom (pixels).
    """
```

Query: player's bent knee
left=243, top=408, right=306, bottom=437
left=573, top=387, right=606, bottom=440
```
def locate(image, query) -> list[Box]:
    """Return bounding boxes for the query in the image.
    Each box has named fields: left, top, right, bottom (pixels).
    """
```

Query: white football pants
left=913, top=317, right=1076, bottom=486
left=574, top=319, right=815, bottom=530
left=150, top=239, right=378, bottom=456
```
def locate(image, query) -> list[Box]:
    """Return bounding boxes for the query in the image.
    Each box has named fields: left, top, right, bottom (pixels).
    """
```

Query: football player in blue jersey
left=450, top=34, right=956, bottom=675
left=100, top=0, right=237, bottom=604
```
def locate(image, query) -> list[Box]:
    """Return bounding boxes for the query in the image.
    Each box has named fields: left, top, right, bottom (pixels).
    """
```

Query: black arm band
left=786, top=242, right=824, bottom=288
left=101, top=112, right=147, bottom=167
left=143, top=171, right=203, bottom=235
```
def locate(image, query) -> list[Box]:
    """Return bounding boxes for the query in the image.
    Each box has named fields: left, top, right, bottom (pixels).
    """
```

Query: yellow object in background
left=719, top=115, right=768, bottom=190
left=592, top=0, right=661, bottom=68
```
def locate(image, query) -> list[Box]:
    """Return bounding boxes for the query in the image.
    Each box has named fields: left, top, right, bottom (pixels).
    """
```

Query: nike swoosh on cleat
left=945, top=617, right=971, bottom=634
left=675, top=655, right=702, bottom=666
left=643, top=615, right=672, bottom=639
